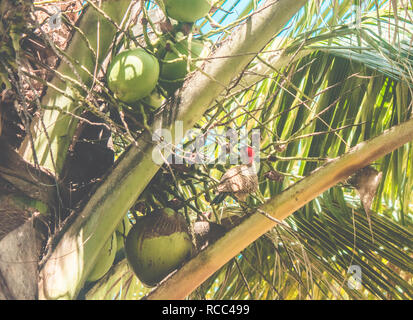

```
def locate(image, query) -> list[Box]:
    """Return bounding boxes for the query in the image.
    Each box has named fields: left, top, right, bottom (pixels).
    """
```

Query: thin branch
left=145, top=116, right=413, bottom=299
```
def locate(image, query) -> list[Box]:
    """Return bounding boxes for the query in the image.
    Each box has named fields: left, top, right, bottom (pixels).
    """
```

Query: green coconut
left=115, top=215, right=133, bottom=253
left=142, top=90, right=164, bottom=109
left=163, top=0, right=213, bottom=22
left=87, top=233, right=117, bottom=282
left=125, top=208, right=193, bottom=287
left=160, top=40, right=206, bottom=93
left=107, top=48, right=159, bottom=103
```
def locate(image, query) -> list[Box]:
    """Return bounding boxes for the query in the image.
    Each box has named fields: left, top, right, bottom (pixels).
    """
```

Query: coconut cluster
left=106, top=0, right=212, bottom=105
left=88, top=1, right=213, bottom=286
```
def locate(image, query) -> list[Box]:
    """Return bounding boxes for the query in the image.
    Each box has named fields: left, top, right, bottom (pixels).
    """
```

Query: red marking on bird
left=247, top=146, right=254, bottom=164
left=247, top=146, right=254, bottom=157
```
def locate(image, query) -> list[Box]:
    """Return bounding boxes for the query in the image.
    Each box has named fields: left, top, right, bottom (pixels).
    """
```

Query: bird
left=211, top=146, right=259, bottom=205
left=347, top=165, right=382, bottom=241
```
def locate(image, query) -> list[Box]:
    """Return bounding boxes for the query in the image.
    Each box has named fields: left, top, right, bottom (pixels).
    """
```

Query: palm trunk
left=0, top=0, right=132, bottom=300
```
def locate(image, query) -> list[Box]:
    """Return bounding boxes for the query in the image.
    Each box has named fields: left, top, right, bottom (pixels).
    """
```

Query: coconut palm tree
left=0, top=0, right=411, bottom=300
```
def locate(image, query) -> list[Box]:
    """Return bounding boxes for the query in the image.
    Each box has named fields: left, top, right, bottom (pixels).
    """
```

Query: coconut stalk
left=145, top=115, right=413, bottom=300
left=0, top=137, right=56, bottom=209
left=38, top=0, right=309, bottom=299
left=19, top=0, right=133, bottom=175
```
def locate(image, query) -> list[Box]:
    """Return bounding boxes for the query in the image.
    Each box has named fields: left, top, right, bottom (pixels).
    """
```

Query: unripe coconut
left=163, top=0, right=213, bottom=22
left=160, top=40, right=206, bottom=93
left=87, top=233, right=117, bottom=282
left=125, top=208, right=193, bottom=287
left=107, top=48, right=159, bottom=103
left=142, top=90, right=164, bottom=109
left=115, top=215, right=133, bottom=253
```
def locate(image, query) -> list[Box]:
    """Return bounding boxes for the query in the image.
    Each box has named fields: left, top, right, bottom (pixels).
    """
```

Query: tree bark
left=0, top=218, right=39, bottom=300
left=0, top=137, right=55, bottom=239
